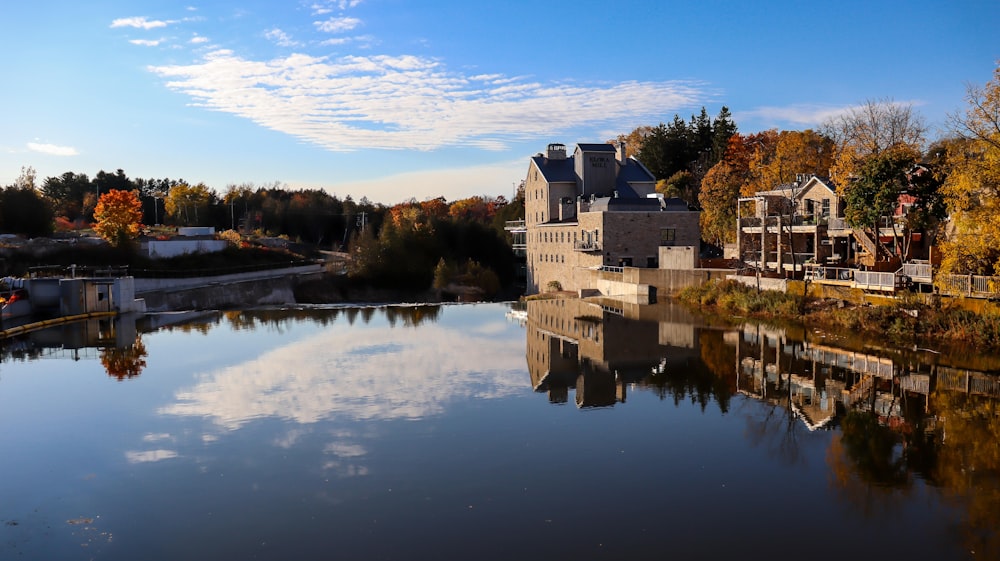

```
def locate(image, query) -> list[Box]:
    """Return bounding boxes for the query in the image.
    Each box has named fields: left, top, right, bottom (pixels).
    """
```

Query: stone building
left=523, top=142, right=701, bottom=294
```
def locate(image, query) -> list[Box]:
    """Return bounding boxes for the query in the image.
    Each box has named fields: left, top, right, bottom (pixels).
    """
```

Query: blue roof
left=531, top=156, right=576, bottom=183
left=576, top=143, right=616, bottom=153
left=531, top=144, right=655, bottom=197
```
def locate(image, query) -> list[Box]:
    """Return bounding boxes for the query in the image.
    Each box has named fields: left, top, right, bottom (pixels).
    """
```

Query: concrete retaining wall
left=629, top=267, right=732, bottom=295
left=134, top=264, right=323, bottom=312
left=573, top=266, right=732, bottom=302
left=133, top=264, right=322, bottom=294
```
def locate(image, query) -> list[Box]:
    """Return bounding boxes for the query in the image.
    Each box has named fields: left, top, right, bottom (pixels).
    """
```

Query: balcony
left=573, top=240, right=601, bottom=252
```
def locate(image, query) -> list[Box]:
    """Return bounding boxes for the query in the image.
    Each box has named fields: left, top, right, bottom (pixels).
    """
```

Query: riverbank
left=677, top=279, right=1000, bottom=352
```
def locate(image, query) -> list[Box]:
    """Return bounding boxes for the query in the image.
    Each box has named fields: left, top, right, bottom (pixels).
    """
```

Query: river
left=0, top=300, right=998, bottom=560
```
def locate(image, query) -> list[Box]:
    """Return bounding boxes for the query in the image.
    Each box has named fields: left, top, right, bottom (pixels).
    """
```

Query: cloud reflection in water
left=159, top=319, right=525, bottom=431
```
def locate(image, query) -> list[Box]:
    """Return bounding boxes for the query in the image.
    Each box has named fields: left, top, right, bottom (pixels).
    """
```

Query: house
left=737, top=174, right=903, bottom=276
left=523, top=142, right=701, bottom=294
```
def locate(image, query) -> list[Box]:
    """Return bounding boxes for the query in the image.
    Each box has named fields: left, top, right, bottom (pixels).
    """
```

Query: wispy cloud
left=111, top=16, right=170, bottom=30
left=265, top=28, right=300, bottom=47
left=129, top=38, right=163, bottom=47
left=738, top=104, right=855, bottom=128
left=190, top=35, right=209, bottom=44
left=27, top=142, right=78, bottom=156
left=149, top=50, right=708, bottom=151
left=311, top=0, right=363, bottom=14
left=315, top=16, right=361, bottom=33
left=158, top=319, right=526, bottom=429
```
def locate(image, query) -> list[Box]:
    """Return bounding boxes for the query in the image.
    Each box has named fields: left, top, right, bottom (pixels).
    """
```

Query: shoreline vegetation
left=676, top=279, right=1000, bottom=352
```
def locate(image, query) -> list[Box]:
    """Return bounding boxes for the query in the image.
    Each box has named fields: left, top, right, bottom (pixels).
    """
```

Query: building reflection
left=525, top=298, right=1000, bottom=555
left=734, top=322, right=1000, bottom=430
left=525, top=298, right=704, bottom=407
left=1, top=314, right=145, bottom=380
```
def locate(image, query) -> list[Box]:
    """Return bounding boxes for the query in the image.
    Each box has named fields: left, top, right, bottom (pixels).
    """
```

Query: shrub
left=546, top=280, right=563, bottom=292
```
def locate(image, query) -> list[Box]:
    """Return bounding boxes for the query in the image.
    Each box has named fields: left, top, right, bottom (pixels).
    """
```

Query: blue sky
left=1, top=1, right=997, bottom=204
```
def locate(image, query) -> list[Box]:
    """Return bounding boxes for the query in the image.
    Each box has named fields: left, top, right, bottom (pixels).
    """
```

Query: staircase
left=854, top=228, right=893, bottom=266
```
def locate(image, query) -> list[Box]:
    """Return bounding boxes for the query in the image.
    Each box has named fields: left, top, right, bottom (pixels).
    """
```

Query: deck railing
left=854, top=270, right=898, bottom=291
left=937, top=274, right=1000, bottom=297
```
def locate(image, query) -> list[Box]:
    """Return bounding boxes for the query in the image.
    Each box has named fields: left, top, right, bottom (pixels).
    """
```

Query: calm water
left=1, top=300, right=998, bottom=560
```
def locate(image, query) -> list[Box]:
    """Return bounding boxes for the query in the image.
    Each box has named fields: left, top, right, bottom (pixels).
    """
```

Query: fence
left=937, top=274, right=1000, bottom=298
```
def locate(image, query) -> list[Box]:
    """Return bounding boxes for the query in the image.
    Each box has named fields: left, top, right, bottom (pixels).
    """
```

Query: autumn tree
left=745, top=130, right=836, bottom=194
left=165, top=182, right=214, bottom=226
left=93, top=189, right=144, bottom=247
left=824, top=98, right=926, bottom=188
left=656, top=171, right=698, bottom=204
left=939, top=63, right=1000, bottom=274
left=698, top=133, right=774, bottom=246
left=608, top=125, right=653, bottom=159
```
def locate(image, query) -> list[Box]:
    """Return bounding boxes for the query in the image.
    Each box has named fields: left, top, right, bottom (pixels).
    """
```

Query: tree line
left=0, top=166, right=524, bottom=296
left=611, top=62, right=1000, bottom=277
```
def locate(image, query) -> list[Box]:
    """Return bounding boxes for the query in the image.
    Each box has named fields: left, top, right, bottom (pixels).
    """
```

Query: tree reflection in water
left=524, top=298, right=1000, bottom=557
left=101, top=336, right=147, bottom=380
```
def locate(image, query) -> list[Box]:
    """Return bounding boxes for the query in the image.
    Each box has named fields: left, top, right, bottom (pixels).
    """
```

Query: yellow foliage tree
left=939, top=63, right=1000, bottom=275
left=748, top=130, right=836, bottom=193
left=93, top=189, right=143, bottom=247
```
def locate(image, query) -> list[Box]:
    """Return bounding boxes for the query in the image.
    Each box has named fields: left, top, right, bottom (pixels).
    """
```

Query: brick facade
left=524, top=142, right=700, bottom=294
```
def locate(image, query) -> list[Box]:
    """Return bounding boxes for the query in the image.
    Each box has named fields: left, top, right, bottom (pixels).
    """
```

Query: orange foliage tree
left=93, top=189, right=144, bottom=247
left=698, top=132, right=777, bottom=245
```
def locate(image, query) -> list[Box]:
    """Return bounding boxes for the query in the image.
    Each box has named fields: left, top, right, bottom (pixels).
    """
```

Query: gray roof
left=531, top=156, right=576, bottom=183
left=576, top=143, right=617, bottom=153
left=589, top=196, right=662, bottom=212
left=531, top=144, right=656, bottom=200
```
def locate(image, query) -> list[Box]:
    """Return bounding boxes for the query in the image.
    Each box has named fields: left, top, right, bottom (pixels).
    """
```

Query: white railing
left=937, top=274, right=1000, bottom=297
left=854, top=271, right=897, bottom=291
left=900, top=262, right=932, bottom=281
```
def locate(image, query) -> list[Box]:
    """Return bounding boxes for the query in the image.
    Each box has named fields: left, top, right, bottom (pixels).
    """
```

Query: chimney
left=546, top=143, right=567, bottom=160
left=616, top=141, right=627, bottom=163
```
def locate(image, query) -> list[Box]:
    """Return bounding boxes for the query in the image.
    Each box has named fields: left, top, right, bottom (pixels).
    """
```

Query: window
left=821, top=199, right=830, bottom=217
left=660, top=228, right=676, bottom=245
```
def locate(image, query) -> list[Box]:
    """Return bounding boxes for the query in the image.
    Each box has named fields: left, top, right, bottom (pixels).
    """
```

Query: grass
left=678, top=280, right=803, bottom=317
left=679, top=279, right=1000, bottom=351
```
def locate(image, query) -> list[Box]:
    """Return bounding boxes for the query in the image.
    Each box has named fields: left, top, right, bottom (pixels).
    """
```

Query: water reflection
left=0, top=305, right=444, bottom=382
left=157, top=305, right=522, bottom=430
left=524, top=297, right=1000, bottom=557
left=525, top=298, right=741, bottom=411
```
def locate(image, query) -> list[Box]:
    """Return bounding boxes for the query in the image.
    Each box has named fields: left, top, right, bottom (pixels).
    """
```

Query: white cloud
left=265, top=28, right=300, bottom=47
left=324, top=442, right=367, bottom=458
left=130, top=38, right=162, bottom=47
left=311, top=0, right=363, bottom=14
left=27, top=142, right=78, bottom=156
left=111, top=16, right=170, bottom=30
left=158, top=319, right=526, bottom=430
left=190, top=35, right=209, bottom=44
left=314, top=16, right=361, bottom=33
left=149, top=50, right=708, bottom=152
